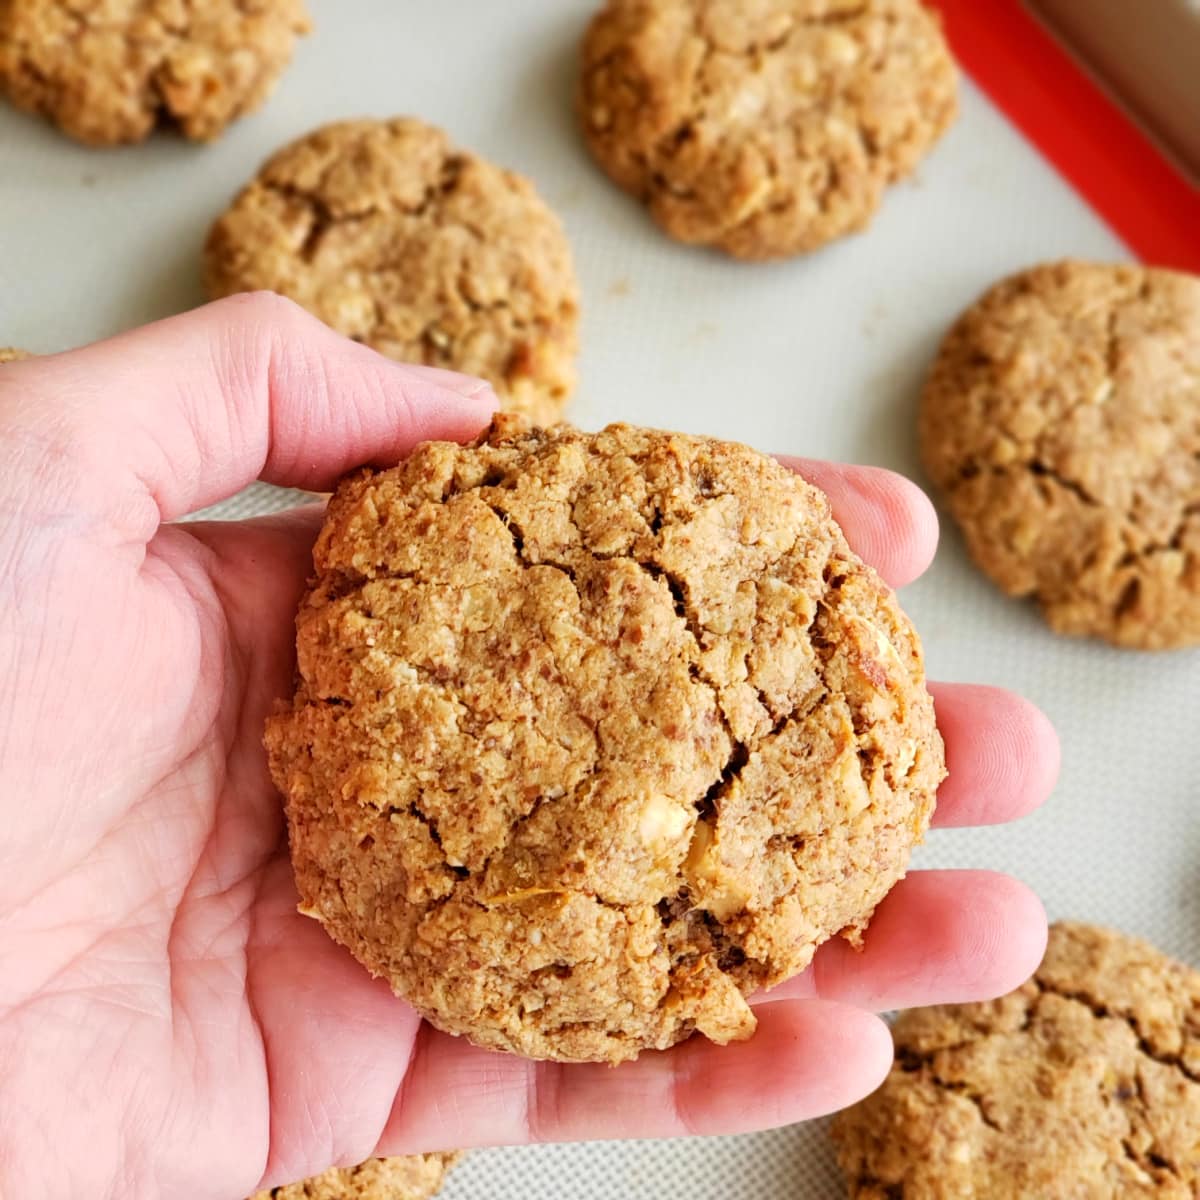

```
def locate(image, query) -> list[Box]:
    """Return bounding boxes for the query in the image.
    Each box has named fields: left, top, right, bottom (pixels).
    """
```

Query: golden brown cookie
left=920, top=261, right=1200, bottom=651
left=266, top=415, right=944, bottom=1064
left=578, top=0, right=958, bottom=260
left=832, top=921, right=1200, bottom=1199
left=0, top=0, right=309, bottom=146
left=247, top=1153, right=459, bottom=1200
left=0, top=347, right=28, bottom=363
left=203, top=118, right=580, bottom=426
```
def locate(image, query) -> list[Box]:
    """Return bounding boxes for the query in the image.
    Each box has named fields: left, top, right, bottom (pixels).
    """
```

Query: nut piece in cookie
left=0, top=348, right=29, bottom=363
left=203, top=118, right=580, bottom=427
left=920, top=260, right=1200, bottom=650
left=578, top=0, right=958, bottom=259
left=265, top=416, right=944, bottom=1064
left=832, top=921, right=1200, bottom=1198
left=246, top=1153, right=460, bottom=1200
left=0, top=0, right=310, bottom=146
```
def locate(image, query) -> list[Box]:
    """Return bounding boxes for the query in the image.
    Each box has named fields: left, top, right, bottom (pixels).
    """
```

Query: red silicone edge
left=925, top=0, right=1200, bottom=273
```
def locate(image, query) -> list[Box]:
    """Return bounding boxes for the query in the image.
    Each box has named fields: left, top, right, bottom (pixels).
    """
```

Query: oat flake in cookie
left=246, top=1153, right=460, bottom=1200
left=578, top=0, right=958, bottom=260
left=0, top=0, right=310, bottom=146
left=266, top=416, right=944, bottom=1064
left=920, top=261, right=1200, bottom=650
left=832, top=922, right=1200, bottom=1198
left=204, top=118, right=580, bottom=427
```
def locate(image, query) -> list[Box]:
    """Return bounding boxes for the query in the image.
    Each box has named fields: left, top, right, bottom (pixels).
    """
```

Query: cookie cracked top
left=833, top=922, right=1200, bottom=1198
left=266, top=417, right=943, bottom=1063
left=247, top=1154, right=459, bottom=1200
left=0, top=0, right=309, bottom=145
left=921, top=261, right=1200, bottom=650
left=204, top=118, right=580, bottom=426
left=578, top=0, right=958, bottom=259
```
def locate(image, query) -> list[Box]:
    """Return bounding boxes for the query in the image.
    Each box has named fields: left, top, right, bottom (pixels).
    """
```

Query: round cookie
left=832, top=921, right=1200, bottom=1198
left=0, top=0, right=309, bottom=146
left=0, top=348, right=28, bottom=363
left=203, top=118, right=580, bottom=426
left=266, top=415, right=945, bottom=1064
left=920, top=261, right=1200, bottom=650
left=578, top=0, right=958, bottom=260
left=247, top=1153, right=459, bottom=1200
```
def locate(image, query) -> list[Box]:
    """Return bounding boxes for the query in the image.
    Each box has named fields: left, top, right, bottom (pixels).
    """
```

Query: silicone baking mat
left=1, top=3, right=1197, bottom=1197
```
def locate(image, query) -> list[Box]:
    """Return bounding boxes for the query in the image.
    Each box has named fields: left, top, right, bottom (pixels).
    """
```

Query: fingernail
left=398, top=362, right=499, bottom=406
left=456, top=378, right=498, bottom=402
left=456, top=378, right=500, bottom=419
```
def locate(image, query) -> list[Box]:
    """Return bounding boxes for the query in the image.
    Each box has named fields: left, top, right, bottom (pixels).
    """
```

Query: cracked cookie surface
left=247, top=1153, right=459, bottom=1200
left=0, top=348, right=28, bottom=363
left=578, top=0, right=957, bottom=260
left=0, top=0, right=309, bottom=145
left=920, top=261, right=1200, bottom=650
left=832, top=921, right=1200, bottom=1199
left=265, top=415, right=943, bottom=1064
left=203, top=118, right=580, bottom=426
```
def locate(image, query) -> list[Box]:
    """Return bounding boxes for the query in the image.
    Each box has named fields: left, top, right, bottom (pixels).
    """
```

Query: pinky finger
left=379, top=1000, right=893, bottom=1153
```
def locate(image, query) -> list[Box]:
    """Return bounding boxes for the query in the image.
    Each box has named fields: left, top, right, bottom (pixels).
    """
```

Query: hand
left=0, top=294, right=1057, bottom=1200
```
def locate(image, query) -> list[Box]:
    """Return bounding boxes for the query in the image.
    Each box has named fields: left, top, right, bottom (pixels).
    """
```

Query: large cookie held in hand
left=266, top=416, right=944, bottom=1063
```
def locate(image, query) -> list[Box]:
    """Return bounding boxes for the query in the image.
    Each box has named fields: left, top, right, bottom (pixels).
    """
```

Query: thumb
left=0, top=292, right=498, bottom=541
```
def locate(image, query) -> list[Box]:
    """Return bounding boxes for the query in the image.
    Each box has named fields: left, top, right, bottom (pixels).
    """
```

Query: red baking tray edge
left=925, top=0, right=1200, bottom=274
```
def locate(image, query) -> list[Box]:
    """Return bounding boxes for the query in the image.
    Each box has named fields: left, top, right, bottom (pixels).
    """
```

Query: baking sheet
left=1, top=2, right=1196, bottom=1196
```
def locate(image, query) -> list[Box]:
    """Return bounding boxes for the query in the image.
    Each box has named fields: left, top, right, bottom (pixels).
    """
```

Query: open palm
left=0, top=296, right=1058, bottom=1200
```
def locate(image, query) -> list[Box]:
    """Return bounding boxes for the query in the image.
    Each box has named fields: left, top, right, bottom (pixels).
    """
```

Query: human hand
left=0, top=294, right=1057, bottom=1200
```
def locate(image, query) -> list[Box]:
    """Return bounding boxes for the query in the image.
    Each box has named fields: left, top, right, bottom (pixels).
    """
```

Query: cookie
left=578, top=0, right=958, bottom=260
left=0, top=0, right=309, bottom=146
left=0, top=348, right=28, bottom=363
left=203, top=118, right=580, bottom=426
left=920, top=261, right=1200, bottom=650
left=265, top=415, right=944, bottom=1064
left=247, top=1153, right=459, bottom=1200
left=832, top=921, right=1200, bottom=1199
